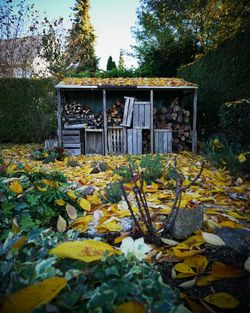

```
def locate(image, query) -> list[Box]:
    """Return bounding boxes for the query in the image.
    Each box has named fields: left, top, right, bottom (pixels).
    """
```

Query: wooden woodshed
left=55, top=78, right=198, bottom=155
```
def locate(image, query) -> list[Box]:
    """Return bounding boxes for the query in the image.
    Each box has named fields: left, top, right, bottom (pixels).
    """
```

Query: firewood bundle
left=142, top=130, right=151, bottom=153
left=62, top=101, right=103, bottom=128
left=107, top=99, right=125, bottom=126
left=154, top=98, right=192, bottom=151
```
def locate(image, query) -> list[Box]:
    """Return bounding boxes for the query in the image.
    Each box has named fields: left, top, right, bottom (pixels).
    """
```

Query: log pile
left=142, top=130, right=151, bottom=153
left=62, top=101, right=103, bottom=128
left=154, top=98, right=192, bottom=151
left=107, top=99, right=125, bottom=126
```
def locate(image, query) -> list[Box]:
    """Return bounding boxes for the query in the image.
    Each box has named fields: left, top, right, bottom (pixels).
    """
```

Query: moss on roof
left=61, top=77, right=196, bottom=87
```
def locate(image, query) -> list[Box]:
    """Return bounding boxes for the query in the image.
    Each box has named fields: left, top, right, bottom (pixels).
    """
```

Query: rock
left=216, top=227, right=250, bottom=253
left=171, top=207, right=204, bottom=240
left=91, top=161, right=108, bottom=173
left=77, top=186, right=95, bottom=196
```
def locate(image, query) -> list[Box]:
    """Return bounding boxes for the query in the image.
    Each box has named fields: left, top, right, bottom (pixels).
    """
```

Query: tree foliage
left=106, top=56, right=117, bottom=71
left=67, top=0, right=98, bottom=73
left=133, top=0, right=250, bottom=77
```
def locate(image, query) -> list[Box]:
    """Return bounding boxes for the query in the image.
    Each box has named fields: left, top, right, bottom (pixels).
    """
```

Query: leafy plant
left=113, top=166, right=133, bottom=183
left=66, top=158, right=80, bottom=167
left=31, top=147, right=66, bottom=163
left=140, top=154, right=162, bottom=184
left=105, top=182, right=123, bottom=203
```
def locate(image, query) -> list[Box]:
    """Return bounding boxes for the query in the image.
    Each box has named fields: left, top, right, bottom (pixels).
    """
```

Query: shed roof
left=56, top=77, right=197, bottom=90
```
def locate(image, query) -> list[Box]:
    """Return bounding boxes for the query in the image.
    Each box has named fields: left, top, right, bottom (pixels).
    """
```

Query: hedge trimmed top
left=57, top=77, right=197, bottom=89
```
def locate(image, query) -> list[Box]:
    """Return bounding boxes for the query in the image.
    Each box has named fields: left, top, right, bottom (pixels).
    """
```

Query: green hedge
left=0, top=78, right=56, bottom=143
left=177, top=26, right=250, bottom=139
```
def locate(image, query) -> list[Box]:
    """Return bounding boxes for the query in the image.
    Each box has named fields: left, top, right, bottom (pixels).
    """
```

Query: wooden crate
left=108, top=127, right=126, bottom=154
left=121, top=97, right=134, bottom=127
left=63, top=143, right=82, bottom=156
left=62, top=129, right=82, bottom=143
left=127, top=129, right=142, bottom=155
left=133, top=101, right=151, bottom=129
left=85, top=129, right=104, bottom=155
left=154, top=129, right=172, bottom=153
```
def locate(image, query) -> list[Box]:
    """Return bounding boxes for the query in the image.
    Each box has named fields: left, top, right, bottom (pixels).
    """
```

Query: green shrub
left=140, top=154, right=163, bottom=184
left=31, top=147, right=66, bottom=163
left=177, top=26, right=250, bottom=138
left=106, top=182, right=123, bottom=203
left=0, top=78, right=56, bottom=143
left=114, top=166, right=133, bottom=183
left=203, top=134, right=250, bottom=176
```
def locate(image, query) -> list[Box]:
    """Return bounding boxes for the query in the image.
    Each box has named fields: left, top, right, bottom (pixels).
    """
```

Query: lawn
left=0, top=144, right=249, bottom=313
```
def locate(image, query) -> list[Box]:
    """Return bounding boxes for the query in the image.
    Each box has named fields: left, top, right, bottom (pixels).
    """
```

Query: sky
left=17, top=0, right=141, bottom=69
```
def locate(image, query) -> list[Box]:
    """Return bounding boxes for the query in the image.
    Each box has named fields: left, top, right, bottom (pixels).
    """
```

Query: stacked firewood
left=62, top=101, right=103, bottom=128
left=154, top=98, right=192, bottom=151
left=142, top=130, right=151, bottom=153
left=107, top=99, right=125, bottom=126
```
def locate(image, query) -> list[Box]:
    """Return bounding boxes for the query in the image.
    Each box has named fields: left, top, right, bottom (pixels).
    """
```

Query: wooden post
left=150, top=89, right=154, bottom=153
left=103, top=89, right=108, bottom=155
left=57, top=89, right=62, bottom=146
left=192, top=88, right=198, bottom=153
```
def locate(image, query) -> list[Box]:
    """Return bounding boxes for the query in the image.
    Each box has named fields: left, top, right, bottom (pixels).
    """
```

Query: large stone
left=171, top=207, right=204, bottom=240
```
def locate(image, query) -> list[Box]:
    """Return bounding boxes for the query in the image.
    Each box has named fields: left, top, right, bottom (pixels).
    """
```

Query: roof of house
left=56, top=77, right=197, bottom=90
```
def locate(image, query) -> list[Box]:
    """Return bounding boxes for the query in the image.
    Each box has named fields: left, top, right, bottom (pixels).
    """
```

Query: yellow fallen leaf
left=0, top=277, right=67, bottom=313
left=56, top=215, right=67, bottom=232
left=174, top=263, right=196, bottom=275
left=238, top=153, right=246, bottom=163
left=115, top=302, right=145, bottom=313
left=201, top=231, right=225, bottom=246
left=173, top=248, right=203, bottom=259
left=100, top=221, right=122, bottom=232
left=55, top=199, right=65, bottom=206
left=161, top=238, right=179, bottom=246
left=37, top=186, right=47, bottom=192
left=50, top=240, right=119, bottom=262
left=203, top=292, right=239, bottom=309
left=69, top=215, right=92, bottom=232
left=10, top=180, right=23, bottom=194
left=209, top=261, right=244, bottom=278
left=79, top=198, right=91, bottom=211
left=179, top=277, right=197, bottom=288
left=196, top=275, right=221, bottom=286
left=66, top=204, right=77, bottom=220
left=184, top=255, right=208, bottom=274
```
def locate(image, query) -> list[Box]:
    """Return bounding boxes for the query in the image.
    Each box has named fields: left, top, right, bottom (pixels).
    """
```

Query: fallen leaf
left=201, top=231, right=225, bottom=246
left=56, top=215, right=66, bottom=232
left=12, top=236, right=27, bottom=249
left=161, top=238, right=179, bottom=246
left=209, top=261, right=245, bottom=278
left=196, top=275, right=221, bottom=286
left=179, top=277, right=197, bottom=288
left=115, top=302, right=145, bottom=313
left=50, top=240, right=119, bottom=262
left=68, top=215, right=92, bottom=232
left=184, top=255, right=208, bottom=274
left=174, top=263, right=196, bottom=275
left=244, top=257, right=250, bottom=272
left=66, top=203, right=77, bottom=220
left=0, top=277, right=67, bottom=313
left=79, top=198, right=91, bottom=211
left=10, top=180, right=23, bottom=194
left=203, top=292, right=239, bottom=309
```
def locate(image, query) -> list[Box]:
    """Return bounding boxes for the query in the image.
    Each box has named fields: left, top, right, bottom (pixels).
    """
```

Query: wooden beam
left=57, top=89, right=62, bottom=146
left=103, top=89, right=108, bottom=155
left=192, top=88, right=198, bottom=153
left=150, top=89, right=154, bottom=153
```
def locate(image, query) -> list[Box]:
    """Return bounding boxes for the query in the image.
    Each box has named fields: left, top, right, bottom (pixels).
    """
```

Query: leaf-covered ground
left=0, top=144, right=249, bottom=313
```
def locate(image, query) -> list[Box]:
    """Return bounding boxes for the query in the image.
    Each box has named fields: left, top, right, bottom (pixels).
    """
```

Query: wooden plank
left=127, top=129, right=142, bottom=154
left=85, top=129, right=104, bottom=155
left=150, top=90, right=154, bottom=153
left=107, top=127, right=126, bottom=154
left=154, top=129, right=172, bottom=153
left=133, top=101, right=151, bottom=129
left=62, top=130, right=81, bottom=135
left=103, top=89, right=108, bottom=155
left=192, top=89, right=198, bottom=153
left=121, top=97, right=134, bottom=127
left=57, top=89, right=62, bottom=146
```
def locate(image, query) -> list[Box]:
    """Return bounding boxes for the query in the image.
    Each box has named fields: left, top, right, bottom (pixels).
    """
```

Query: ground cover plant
left=0, top=144, right=249, bottom=313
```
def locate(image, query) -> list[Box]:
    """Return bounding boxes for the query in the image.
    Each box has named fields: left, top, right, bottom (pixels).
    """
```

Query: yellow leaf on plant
left=238, top=153, right=246, bottom=163
left=203, top=292, right=239, bottom=309
left=12, top=236, right=27, bottom=249
left=56, top=215, right=67, bottom=232
left=66, top=204, right=77, bottom=220
left=0, top=277, right=67, bottom=313
left=12, top=218, right=19, bottom=233
left=116, top=302, right=145, bottom=313
left=55, top=199, right=65, bottom=206
left=209, top=261, right=244, bottom=278
left=37, top=186, right=47, bottom=192
left=10, top=180, right=23, bottom=194
left=79, top=198, right=91, bottom=211
left=67, top=190, right=77, bottom=200
left=50, top=240, right=119, bottom=262
left=43, top=179, right=53, bottom=186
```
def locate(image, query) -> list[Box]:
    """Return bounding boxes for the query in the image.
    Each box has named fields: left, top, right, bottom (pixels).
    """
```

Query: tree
left=133, top=0, right=250, bottom=77
left=118, top=49, right=125, bottom=70
left=67, top=0, right=98, bottom=72
left=106, top=56, right=117, bottom=71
